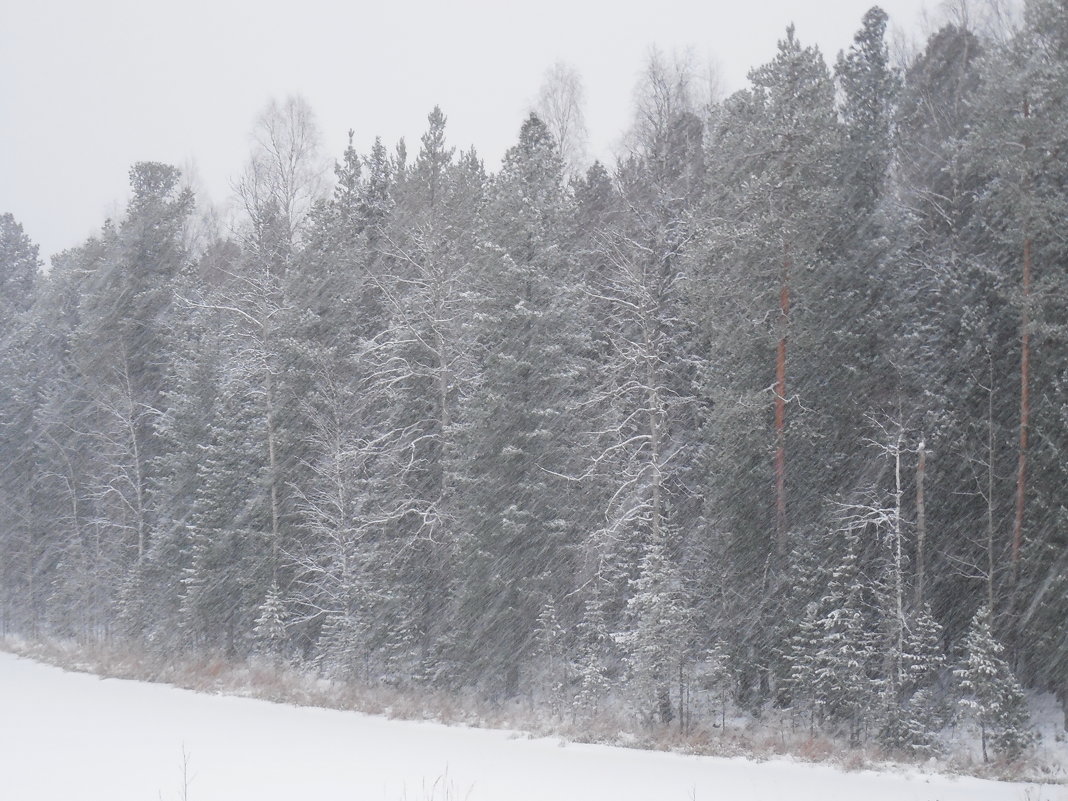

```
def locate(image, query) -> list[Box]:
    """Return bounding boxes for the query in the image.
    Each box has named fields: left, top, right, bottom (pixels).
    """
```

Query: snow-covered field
left=0, top=651, right=1061, bottom=801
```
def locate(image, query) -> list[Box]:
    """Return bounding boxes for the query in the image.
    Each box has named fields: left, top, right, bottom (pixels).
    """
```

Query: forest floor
left=1, top=636, right=1066, bottom=800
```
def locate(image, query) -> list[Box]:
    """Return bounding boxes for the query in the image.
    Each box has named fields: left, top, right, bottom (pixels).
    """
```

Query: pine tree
left=814, top=6, right=904, bottom=505
left=361, top=136, right=394, bottom=259
left=744, top=24, right=840, bottom=552
left=82, top=164, right=194, bottom=540
left=0, top=213, right=39, bottom=320
left=363, top=109, right=482, bottom=673
left=694, top=29, right=842, bottom=709
left=973, top=0, right=1068, bottom=699
left=835, top=6, right=900, bottom=221
left=65, top=164, right=194, bottom=636
left=448, top=114, right=587, bottom=697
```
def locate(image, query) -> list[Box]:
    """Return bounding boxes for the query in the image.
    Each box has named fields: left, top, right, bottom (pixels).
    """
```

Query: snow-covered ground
left=1, top=651, right=1062, bottom=801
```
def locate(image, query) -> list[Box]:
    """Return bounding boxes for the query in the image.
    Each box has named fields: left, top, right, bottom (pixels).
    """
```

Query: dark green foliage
left=955, top=606, right=1032, bottom=761
left=1, top=7, right=1067, bottom=762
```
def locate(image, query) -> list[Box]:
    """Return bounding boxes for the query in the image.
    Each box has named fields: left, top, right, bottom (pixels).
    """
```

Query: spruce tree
left=0, top=214, right=41, bottom=634
left=615, top=531, right=694, bottom=726
left=254, top=581, right=288, bottom=657
left=813, top=528, right=877, bottom=745
left=955, top=606, right=1031, bottom=762
left=449, top=114, right=586, bottom=697
left=883, top=605, right=946, bottom=754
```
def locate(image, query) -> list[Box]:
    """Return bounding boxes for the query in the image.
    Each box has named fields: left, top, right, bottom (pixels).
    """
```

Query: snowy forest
left=1, top=2, right=1066, bottom=765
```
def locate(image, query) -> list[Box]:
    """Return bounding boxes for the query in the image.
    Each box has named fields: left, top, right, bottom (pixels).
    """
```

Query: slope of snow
left=0, top=651, right=1060, bottom=801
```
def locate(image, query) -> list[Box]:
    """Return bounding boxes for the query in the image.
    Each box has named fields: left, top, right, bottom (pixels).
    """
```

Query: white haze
left=0, top=0, right=938, bottom=265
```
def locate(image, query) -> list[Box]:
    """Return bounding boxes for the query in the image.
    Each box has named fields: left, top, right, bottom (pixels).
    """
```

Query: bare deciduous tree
left=533, top=61, right=589, bottom=174
left=236, top=95, right=328, bottom=256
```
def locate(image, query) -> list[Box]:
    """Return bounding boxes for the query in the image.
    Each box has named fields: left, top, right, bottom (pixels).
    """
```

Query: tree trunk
left=774, top=244, right=790, bottom=554
left=893, top=430, right=904, bottom=689
left=1057, top=681, right=1068, bottom=732
left=1012, top=233, right=1031, bottom=582
left=914, top=439, right=927, bottom=608
left=987, top=353, right=997, bottom=614
left=657, top=681, right=674, bottom=725
left=264, top=324, right=281, bottom=585
left=120, top=349, right=148, bottom=566
left=1012, top=96, right=1032, bottom=583
left=679, top=662, right=685, bottom=733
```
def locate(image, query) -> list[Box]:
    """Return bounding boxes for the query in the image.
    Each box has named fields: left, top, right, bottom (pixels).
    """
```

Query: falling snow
left=0, top=1, right=1066, bottom=791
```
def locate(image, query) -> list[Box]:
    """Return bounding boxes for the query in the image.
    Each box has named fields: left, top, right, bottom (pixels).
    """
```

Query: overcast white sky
left=1, top=0, right=945, bottom=265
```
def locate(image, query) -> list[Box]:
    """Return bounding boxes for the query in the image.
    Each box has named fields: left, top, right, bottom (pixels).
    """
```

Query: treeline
left=1, top=3, right=1065, bottom=761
